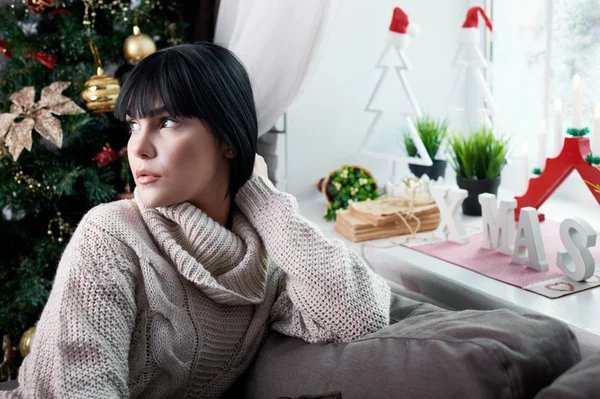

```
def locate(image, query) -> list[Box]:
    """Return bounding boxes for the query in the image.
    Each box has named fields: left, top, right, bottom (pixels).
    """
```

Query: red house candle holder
left=515, top=136, right=600, bottom=221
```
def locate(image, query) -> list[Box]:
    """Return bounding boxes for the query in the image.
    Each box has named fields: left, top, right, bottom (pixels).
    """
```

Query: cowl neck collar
left=135, top=191, right=268, bottom=305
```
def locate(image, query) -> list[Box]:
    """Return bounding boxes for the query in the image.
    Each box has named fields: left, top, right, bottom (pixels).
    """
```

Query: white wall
left=284, top=0, right=469, bottom=199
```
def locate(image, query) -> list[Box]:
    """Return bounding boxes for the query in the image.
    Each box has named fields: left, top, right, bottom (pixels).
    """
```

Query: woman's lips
left=137, top=175, right=159, bottom=184
left=136, top=169, right=160, bottom=184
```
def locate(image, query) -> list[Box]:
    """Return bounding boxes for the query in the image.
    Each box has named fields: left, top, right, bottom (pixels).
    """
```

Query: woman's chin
left=138, top=190, right=178, bottom=209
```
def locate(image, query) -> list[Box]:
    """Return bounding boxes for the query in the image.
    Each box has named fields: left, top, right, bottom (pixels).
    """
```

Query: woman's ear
left=223, top=146, right=234, bottom=159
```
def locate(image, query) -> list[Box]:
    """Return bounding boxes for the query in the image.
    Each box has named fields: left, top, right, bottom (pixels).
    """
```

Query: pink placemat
left=408, top=219, right=600, bottom=298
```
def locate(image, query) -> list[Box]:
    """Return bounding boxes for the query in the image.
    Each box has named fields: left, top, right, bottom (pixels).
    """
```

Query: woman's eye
left=161, top=118, right=177, bottom=128
left=128, top=121, right=140, bottom=132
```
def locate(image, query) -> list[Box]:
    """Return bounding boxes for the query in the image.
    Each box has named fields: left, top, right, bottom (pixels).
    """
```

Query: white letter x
left=431, top=186, right=469, bottom=244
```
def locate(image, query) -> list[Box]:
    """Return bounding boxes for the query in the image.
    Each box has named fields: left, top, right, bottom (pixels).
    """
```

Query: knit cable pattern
left=3, top=176, right=390, bottom=398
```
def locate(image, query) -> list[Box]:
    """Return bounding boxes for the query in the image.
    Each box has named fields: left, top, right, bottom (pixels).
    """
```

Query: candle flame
left=573, top=73, right=581, bottom=86
left=540, top=119, right=547, bottom=130
left=554, top=97, right=562, bottom=111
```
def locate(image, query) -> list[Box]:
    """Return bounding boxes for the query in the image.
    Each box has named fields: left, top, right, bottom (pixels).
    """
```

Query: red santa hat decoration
left=387, top=7, right=420, bottom=49
left=459, top=6, right=498, bottom=43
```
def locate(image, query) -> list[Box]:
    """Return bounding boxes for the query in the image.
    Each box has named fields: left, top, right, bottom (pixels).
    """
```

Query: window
left=492, top=0, right=600, bottom=205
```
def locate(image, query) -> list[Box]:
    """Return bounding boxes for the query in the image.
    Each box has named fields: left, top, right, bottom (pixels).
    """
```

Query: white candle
left=554, top=97, right=563, bottom=156
left=538, top=119, right=547, bottom=169
left=594, top=104, right=600, bottom=155
left=572, top=74, right=582, bottom=129
left=522, top=142, right=529, bottom=192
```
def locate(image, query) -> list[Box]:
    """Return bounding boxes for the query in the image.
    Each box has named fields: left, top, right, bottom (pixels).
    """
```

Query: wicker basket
left=320, top=164, right=378, bottom=205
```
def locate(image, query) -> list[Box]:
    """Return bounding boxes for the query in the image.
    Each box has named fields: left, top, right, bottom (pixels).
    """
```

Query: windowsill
left=297, top=187, right=600, bottom=356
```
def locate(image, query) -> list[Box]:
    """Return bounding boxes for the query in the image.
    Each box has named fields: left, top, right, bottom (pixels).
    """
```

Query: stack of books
left=334, top=192, right=440, bottom=242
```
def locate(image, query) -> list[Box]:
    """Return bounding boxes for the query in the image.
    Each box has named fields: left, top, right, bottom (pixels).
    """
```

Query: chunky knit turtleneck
left=140, top=197, right=270, bottom=306
left=3, top=176, right=391, bottom=399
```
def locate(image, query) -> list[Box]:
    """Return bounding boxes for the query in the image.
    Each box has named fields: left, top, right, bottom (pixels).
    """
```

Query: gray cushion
left=232, top=293, right=580, bottom=399
left=0, top=380, right=18, bottom=391
left=534, top=351, right=600, bottom=398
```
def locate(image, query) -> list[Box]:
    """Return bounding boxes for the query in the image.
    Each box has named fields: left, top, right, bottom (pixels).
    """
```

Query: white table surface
left=297, top=190, right=600, bottom=355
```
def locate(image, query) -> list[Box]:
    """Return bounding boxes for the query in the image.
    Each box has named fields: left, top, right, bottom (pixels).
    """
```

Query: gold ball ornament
left=19, top=326, right=36, bottom=358
left=123, top=26, right=156, bottom=65
left=82, top=67, right=121, bottom=113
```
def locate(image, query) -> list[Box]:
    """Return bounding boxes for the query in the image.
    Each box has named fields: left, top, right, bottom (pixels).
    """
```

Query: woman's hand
left=252, top=154, right=268, bottom=179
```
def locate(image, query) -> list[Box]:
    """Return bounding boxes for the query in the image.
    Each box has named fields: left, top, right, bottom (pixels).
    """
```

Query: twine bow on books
left=357, top=192, right=426, bottom=261
left=357, top=192, right=435, bottom=272
left=377, top=194, right=423, bottom=237
left=332, top=187, right=437, bottom=261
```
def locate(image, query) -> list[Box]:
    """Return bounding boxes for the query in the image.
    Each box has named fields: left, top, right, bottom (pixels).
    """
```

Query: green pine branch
left=566, top=127, right=590, bottom=137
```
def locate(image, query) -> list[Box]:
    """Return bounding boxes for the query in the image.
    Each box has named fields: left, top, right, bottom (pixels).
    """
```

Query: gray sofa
left=226, top=293, right=587, bottom=399
left=1, top=293, right=597, bottom=398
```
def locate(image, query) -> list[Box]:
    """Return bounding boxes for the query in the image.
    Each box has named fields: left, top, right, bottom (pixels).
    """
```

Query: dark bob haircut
left=114, top=42, right=257, bottom=200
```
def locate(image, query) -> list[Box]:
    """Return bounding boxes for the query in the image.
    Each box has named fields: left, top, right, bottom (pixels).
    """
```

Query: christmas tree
left=0, top=0, right=186, bottom=380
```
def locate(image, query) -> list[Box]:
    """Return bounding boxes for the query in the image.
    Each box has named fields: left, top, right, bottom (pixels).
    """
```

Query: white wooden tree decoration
left=431, top=186, right=469, bottom=244
left=448, top=6, right=498, bottom=127
left=512, top=207, right=549, bottom=272
left=557, top=218, right=597, bottom=281
left=479, top=193, right=517, bottom=255
left=358, top=7, right=431, bottom=183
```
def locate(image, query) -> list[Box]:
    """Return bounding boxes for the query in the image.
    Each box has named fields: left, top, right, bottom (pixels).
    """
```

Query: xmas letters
left=431, top=188, right=597, bottom=283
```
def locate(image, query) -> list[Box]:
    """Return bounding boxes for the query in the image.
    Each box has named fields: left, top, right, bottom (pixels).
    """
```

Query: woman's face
left=126, top=105, right=232, bottom=208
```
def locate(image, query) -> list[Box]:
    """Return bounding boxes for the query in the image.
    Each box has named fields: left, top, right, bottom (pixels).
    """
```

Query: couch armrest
left=233, top=293, right=580, bottom=399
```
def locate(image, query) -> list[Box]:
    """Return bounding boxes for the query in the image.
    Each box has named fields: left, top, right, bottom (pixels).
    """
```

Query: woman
left=3, top=42, right=391, bottom=398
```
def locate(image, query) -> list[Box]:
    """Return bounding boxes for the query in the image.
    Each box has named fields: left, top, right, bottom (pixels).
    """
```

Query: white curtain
left=215, top=0, right=340, bottom=136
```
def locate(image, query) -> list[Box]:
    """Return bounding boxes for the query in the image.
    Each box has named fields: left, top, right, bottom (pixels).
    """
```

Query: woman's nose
left=129, top=125, right=156, bottom=160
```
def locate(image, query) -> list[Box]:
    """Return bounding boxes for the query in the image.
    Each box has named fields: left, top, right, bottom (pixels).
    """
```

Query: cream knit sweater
left=3, top=176, right=391, bottom=398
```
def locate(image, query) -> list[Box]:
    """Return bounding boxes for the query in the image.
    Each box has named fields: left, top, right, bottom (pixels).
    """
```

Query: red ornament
left=93, top=146, right=118, bottom=167
left=26, top=0, right=55, bottom=13
left=118, top=146, right=128, bottom=157
left=0, top=39, right=12, bottom=58
left=24, top=51, right=58, bottom=69
left=515, top=136, right=600, bottom=221
left=49, top=8, right=70, bottom=16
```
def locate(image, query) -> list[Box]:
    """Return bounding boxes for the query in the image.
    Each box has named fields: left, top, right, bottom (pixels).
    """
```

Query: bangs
left=114, top=49, right=207, bottom=122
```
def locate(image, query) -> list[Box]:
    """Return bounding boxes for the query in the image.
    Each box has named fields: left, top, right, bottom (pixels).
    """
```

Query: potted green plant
left=402, top=116, right=448, bottom=181
left=447, top=126, right=510, bottom=216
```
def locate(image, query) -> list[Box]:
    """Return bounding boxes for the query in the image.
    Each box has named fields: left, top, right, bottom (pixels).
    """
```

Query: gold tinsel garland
left=6, top=162, right=72, bottom=243
left=82, top=0, right=163, bottom=31
left=82, top=0, right=182, bottom=52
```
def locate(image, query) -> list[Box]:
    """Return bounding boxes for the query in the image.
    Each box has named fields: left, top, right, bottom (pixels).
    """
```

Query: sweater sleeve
left=235, top=176, right=390, bottom=343
left=2, top=210, right=137, bottom=399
